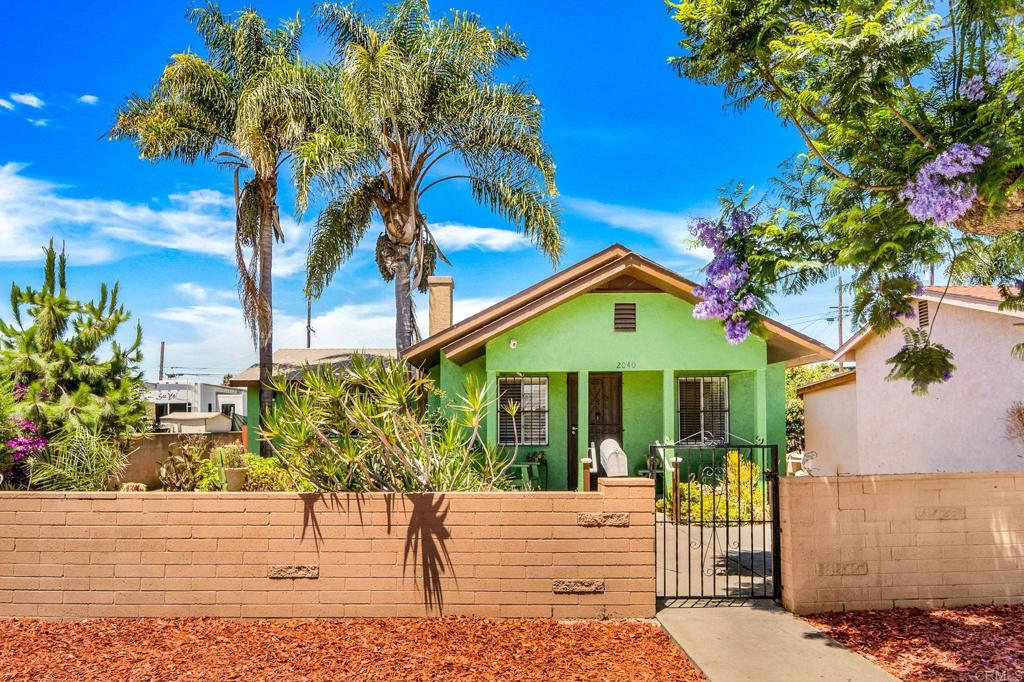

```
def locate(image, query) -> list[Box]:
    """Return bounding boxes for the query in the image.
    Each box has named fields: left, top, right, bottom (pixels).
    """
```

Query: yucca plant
left=262, top=355, right=516, bottom=492
left=26, top=426, right=128, bottom=492
left=297, top=0, right=562, bottom=350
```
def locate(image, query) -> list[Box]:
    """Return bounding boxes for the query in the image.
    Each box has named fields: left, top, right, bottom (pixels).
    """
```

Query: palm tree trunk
left=257, top=183, right=275, bottom=459
left=393, top=245, right=417, bottom=351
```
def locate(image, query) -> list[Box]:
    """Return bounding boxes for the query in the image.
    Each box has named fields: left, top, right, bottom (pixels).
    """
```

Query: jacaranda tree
left=110, top=2, right=326, bottom=452
left=671, top=0, right=1024, bottom=393
left=297, top=0, right=562, bottom=351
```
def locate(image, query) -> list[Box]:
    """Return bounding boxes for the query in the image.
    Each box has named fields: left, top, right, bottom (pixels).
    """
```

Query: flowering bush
left=691, top=208, right=761, bottom=344
left=670, top=0, right=1024, bottom=393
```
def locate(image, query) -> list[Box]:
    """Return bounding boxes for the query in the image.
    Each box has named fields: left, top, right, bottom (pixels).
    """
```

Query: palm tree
left=298, top=0, right=562, bottom=351
left=110, top=3, right=324, bottom=454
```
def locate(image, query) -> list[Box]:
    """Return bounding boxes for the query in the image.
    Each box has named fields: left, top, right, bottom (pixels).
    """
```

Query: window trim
left=498, top=375, right=549, bottom=446
left=677, top=376, right=730, bottom=446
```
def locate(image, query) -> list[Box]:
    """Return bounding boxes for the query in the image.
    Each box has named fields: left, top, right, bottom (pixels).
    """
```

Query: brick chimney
left=427, top=276, right=454, bottom=336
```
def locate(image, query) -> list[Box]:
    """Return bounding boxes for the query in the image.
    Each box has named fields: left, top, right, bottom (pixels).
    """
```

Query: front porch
left=482, top=367, right=784, bottom=491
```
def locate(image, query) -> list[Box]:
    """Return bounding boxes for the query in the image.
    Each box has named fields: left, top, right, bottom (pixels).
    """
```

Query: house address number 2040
left=616, top=361, right=637, bottom=369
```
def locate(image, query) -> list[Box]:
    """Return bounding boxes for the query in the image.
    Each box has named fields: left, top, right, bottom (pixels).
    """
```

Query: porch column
left=486, top=370, right=499, bottom=449
left=576, top=370, right=589, bottom=490
left=661, top=369, right=675, bottom=491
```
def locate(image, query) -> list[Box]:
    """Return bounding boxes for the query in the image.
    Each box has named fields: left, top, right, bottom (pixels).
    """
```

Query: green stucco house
left=403, top=245, right=833, bottom=490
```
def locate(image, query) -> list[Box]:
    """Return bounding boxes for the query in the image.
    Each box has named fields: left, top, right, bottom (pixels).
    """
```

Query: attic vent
left=918, top=300, right=929, bottom=329
left=614, top=303, right=637, bottom=332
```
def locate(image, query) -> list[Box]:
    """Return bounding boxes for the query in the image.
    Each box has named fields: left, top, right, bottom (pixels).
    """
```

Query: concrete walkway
left=657, top=603, right=899, bottom=682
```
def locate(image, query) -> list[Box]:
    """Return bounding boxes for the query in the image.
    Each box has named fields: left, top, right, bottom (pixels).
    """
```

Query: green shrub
left=26, top=427, right=128, bottom=491
left=194, top=459, right=221, bottom=492
left=261, top=355, right=515, bottom=492
left=212, top=443, right=246, bottom=468
left=243, top=454, right=314, bottom=492
left=657, top=451, right=770, bottom=525
left=159, top=434, right=209, bottom=492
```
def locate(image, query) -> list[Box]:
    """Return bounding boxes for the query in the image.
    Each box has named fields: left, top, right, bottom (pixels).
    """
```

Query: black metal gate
left=648, top=443, right=780, bottom=601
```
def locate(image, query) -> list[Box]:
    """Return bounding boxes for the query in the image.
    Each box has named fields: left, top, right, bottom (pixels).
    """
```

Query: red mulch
left=0, top=617, right=703, bottom=682
left=805, top=604, right=1024, bottom=681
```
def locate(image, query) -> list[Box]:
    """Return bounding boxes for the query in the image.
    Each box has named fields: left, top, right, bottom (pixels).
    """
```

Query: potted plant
left=212, top=444, right=248, bottom=492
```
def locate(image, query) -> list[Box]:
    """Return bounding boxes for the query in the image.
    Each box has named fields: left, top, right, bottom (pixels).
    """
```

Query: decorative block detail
left=268, top=565, right=319, bottom=579
left=577, top=512, right=630, bottom=528
left=552, top=579, right=605, bottom=594
left=817, top=561, right=868, bottom=577
left=915, top=506, right=967, bottom=520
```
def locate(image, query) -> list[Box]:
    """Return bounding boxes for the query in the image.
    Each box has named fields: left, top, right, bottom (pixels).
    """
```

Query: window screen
left=498, top=376, right=548, bottom=445
left=678, top=376, right=729, bottom=445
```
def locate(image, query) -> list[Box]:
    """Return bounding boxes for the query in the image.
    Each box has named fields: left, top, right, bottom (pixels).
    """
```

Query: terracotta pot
left=224, top=467, right=247, bottom=492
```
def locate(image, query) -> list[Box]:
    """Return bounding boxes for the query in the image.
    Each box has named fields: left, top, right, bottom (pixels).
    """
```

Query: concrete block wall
left=780, top=472, right=1024, bottom=614
left=0, top=478, right=654, bottom=620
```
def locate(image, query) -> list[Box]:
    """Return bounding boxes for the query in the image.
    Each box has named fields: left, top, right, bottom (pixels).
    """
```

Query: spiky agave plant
left=297, top=0, right=563, bottom=351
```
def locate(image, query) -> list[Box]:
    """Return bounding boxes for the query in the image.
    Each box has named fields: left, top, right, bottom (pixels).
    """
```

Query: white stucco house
left=798, top=285, right=1024, bottom=475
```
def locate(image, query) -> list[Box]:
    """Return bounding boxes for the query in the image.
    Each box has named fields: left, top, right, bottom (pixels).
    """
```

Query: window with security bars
left=678, top=376, right=729, bottom=445
left=498, top=376, right=548, bottom=445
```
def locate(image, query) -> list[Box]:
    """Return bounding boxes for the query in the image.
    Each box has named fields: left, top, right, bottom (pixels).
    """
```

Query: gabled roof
left=835, top=285, right=1024, bottom=362
left=228, top=348, right=396, bottom=387
left=403, top=245, right=834, bottom=367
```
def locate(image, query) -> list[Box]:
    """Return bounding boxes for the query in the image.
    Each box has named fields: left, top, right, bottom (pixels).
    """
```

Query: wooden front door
left=567, top=372, right=624, bottom=491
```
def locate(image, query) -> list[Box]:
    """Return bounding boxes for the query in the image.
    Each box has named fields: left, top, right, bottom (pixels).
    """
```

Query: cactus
left=214, top=450, right=228, bottom=492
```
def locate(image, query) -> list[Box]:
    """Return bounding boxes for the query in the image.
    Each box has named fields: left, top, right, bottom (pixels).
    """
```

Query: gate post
left=768, top=444, right=782, bottom=601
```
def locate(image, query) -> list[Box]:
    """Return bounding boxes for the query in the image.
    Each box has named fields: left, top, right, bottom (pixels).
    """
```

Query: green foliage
left=785, top=363, right=838, bottom=451
left=670, top=0, right=1024, bottom=392
left=243, top=454, right=314, bottom=492
left=159, top=434, right=210, bottom=492
left=0, top=241, right=147, bottom=445
left=885, top=327, right=955, bottom=395
left=194, top=458, right=222, bottom=492
left=656, top=451, right=770, bottom=525
left=298, top=0, right=562, bottom=349
left=262, top=355, right=516, bottom=492
left=26, top=427, right=128, bottom=492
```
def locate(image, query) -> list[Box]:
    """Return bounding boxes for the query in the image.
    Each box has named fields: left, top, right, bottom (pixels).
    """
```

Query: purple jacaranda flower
left=12, top=383, right=27, bottom=401
left=901, top=144, right=990, bottom=225
left=941, top=370, right=953, bottom=382
left=961, top=75, right=986, bottom=102
left=724, top=318, right=750, bottom=345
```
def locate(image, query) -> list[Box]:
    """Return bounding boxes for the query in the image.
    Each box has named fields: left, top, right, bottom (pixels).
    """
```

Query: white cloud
left=0, top=163, right=308, bottom=275
left=564, top=197, right=715, bottom=260
left=25, top=118, right=48, bottom=127
left=77, top=94, right=99, bottom=105
left=430, top=222, right=528, bottom=253
left=10, top=93, right=44, bottom=108
left=142, top=292, right=503, bottom=380
left=172, top=282, right=235, bottom=304
left=0, top=99, right=13, bottom=111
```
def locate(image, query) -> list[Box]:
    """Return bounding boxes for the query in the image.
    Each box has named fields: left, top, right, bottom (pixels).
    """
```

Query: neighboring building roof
left=795, top=370, right=857, bottom=397
left=227, top=348, right=397, bottom=388
left=403, top=244, right=835, bottom=368
left=835, top=285, right=1023, bottom=362
left=160, top=411, right=231, bottom=422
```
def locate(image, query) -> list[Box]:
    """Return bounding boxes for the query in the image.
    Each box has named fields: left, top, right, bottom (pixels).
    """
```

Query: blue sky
left=0, top=1, right=841, bottom=380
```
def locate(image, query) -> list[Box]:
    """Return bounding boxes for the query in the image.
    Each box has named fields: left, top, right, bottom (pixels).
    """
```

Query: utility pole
left=837, top=275, right=844, bottom=347
left=306, top=297, right=312, bottom=349
left=158, top=341, right=165, bottom=381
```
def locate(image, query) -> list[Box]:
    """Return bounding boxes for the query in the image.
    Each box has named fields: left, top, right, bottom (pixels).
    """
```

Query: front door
left=566, top=373, right=579, bottom=490
left=588, top=372, right=623, bottom=486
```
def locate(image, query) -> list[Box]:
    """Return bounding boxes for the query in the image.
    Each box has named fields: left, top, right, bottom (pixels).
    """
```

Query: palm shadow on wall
left=403, top=493, right=454, bottom=614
